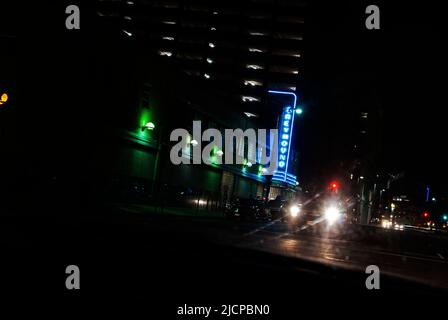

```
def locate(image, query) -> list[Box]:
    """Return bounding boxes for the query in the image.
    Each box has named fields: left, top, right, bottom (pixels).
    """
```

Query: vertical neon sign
left=268, top=90, right=297, bottom=184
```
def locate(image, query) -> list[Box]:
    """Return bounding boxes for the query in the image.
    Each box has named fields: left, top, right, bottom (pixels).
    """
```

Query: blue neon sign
left=268, top=90, right=298, bottom=185
left=275, top=105, right=295, bottom=180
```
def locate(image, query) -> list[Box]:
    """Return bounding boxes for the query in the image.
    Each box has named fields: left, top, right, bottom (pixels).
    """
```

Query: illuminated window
left=242, top=96, right=260, bottom=102
left=246, top=64, right=264, bottom=70
left=249, top=31, right=267, bottom=36
left=159, top=51, right=172, bottom=57
left=269, top=65, right=298, bottom=74
left=243, top=112, right=258, bottom=118
left=248, top=48, right=264, bottom=53
left=243, top=80, right=262, bottom=87
left=273, top=49, right=301, bottom=58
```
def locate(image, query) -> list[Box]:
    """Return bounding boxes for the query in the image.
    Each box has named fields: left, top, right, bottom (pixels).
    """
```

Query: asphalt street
left=2, top=208, right=448, bottom=315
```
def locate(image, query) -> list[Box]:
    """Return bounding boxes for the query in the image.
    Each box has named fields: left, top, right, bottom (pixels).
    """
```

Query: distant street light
left=0, top=93, right=8, bottom=106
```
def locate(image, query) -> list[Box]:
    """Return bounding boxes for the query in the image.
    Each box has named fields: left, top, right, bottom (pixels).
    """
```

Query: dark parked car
left=225, top=198, right=268, bottom=221
left=266, top=198, right=288, bottom=220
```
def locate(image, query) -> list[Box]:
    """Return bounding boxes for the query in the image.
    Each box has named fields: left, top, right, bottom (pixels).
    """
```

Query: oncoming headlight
left=289, top=205, right=300, bottom=217
left=324, top=207, right=341, bottom=224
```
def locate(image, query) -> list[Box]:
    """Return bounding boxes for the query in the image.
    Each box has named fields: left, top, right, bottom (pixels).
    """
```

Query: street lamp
left=0, top=93, right=8, bottom=106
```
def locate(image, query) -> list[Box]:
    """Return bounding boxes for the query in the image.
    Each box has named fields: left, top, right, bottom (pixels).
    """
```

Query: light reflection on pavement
left=205, top=218, right=448, bottom=289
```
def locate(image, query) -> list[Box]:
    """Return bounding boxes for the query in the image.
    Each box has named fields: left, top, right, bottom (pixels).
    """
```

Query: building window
left=246, top=64, right=264, bottom=70
left=243, top=80, right=263, bottom=87
left=158, top=51, right=173, bottom=57
left=248, top=48, right=264, bottom=53
left=242, top=96, right=260, bottom=102
left=248, top=31, right=268, bottom=36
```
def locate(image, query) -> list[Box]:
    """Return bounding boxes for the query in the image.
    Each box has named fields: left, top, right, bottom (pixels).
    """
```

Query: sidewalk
left=113, top=203, right=226, bottom=219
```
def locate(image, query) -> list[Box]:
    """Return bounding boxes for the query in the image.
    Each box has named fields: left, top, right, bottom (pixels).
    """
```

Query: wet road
left=2, top=210, right=448, bottom=307
left=142, top=215, right=448, bottom=289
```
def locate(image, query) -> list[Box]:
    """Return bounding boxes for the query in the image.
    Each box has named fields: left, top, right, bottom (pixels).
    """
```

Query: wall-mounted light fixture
left=141, top=121, right=155, bottom=131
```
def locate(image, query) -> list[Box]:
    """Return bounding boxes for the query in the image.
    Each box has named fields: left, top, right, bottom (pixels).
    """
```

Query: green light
left=443, top=215, right=448, bottom=221
left=295, top=107, right=303, bottom=115
left=209, top=146, right=222, bottom=165
left=138, top=108, right=154, bottom=137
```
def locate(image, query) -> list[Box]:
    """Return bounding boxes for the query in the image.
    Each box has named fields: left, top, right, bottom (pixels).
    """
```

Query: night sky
left=299, top=0, right=446, bottom=199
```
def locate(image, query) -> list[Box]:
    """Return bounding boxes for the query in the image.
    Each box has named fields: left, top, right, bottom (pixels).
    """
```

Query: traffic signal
left=329, top=181, right=339, bottom=190
left=423, top=211, right=430, bottom=218
left=442, top=214, right=448, bottom=221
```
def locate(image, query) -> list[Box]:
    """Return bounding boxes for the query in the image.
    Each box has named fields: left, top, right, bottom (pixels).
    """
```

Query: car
left=267, top=197, right=305, bottom=226
left=266, top=198, right=288, bottom=220
left=282, top=202, right=305, bottom=226
left=225, top=198, right=268, bottom=221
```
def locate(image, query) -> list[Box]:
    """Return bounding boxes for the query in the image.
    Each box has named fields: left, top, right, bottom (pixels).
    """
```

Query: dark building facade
left=0, top=1, right=305, bottom=216
left=90, top=0, right=306, bottom=205
left=88, top=49, right=300, bottom=212
left=95, top=0, right=305, bottom=118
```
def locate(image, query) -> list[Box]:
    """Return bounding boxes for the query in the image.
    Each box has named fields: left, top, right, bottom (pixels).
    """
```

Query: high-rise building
left=84, top=0, right=306, bottom=205
left=95, top=0, right=305, bottom=117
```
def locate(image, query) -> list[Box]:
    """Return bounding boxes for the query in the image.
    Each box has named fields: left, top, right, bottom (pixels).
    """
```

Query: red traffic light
left=423, top=212, right=430, bottom=218
left=330, top=181, right=339, bottom=190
